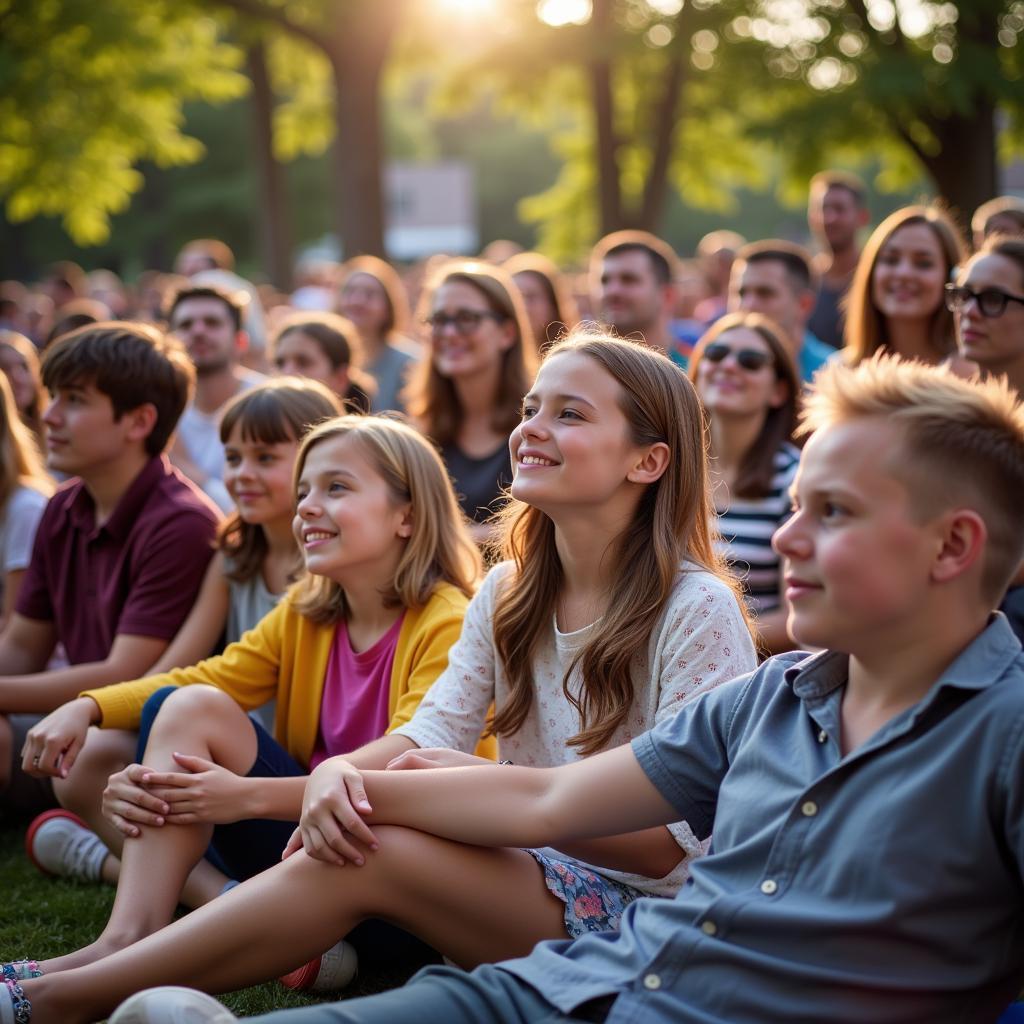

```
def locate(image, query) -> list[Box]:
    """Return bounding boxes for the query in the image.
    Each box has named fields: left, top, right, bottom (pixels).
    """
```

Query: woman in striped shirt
left=691, top=312, right=801, bottom=654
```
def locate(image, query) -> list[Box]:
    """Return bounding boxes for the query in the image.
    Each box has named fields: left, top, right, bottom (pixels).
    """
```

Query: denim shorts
left=137, top=686, right=304, bottom=881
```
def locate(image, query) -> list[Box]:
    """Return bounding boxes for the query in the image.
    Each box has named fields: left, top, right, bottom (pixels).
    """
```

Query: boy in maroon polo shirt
left=0, top=322, right=220, bottom=817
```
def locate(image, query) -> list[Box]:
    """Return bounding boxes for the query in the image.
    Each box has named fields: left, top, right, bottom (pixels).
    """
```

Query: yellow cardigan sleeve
left=81, top=600, right=294, bottom=732
left=386, top=583, right=496, bottom=759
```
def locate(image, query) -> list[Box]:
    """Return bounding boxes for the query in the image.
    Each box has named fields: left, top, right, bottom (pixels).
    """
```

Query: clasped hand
left=282, top=747, right=490, bottom=866
left=103, top=752, right=244, bottom=837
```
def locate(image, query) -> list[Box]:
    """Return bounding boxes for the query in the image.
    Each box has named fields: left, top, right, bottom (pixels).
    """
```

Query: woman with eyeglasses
left=843, top=204, right=967, bottom=367
left=690, top=312, right=801, bottom=654
left=407, top=261, right=538, bottom=543
left=948, top=234, right=1024, bottom=392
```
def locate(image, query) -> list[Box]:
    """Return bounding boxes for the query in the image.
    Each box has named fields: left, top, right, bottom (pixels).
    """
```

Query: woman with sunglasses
left=690, top=312, right=801, bottom=654
left=844, top=205, right=967, bottom=367
left=406, top=261, right=538, bottom=543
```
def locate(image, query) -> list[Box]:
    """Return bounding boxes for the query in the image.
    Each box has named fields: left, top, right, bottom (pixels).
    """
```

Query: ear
left=498, top=318, right=517, bottom=352
left=626, top=441, right=671, bottom=485
left=235, top=330, right=250, bottom=355
left=124, top=403, right=158, bottom=445
left=396, top=504, right=414, bottom=539
left=660, top=283, right=677, bottom=318
left=797, top=289, right=815, bottom=318
left=931, top=508, right=987, bottom=586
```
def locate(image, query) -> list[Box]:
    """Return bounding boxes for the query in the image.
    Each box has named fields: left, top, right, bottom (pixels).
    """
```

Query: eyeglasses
left=944, top=284, right=1024, bottom=318
left=702, top=343, right=773, bottom=372
left=424, top=309, right=506, bottom=335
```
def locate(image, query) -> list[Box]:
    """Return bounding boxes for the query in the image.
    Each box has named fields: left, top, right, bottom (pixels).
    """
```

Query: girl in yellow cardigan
left=14, top=414, right=481, bottom=979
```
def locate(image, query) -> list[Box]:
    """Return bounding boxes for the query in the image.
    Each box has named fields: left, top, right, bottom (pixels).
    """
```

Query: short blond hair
left=803, top=355, right=1024, bottom=602
left=290, top=415, right=481, bottom=624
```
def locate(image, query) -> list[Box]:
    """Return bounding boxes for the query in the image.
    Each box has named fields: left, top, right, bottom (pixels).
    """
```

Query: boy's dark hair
left=165, top=285, right=244, bottom=333
left=41, top=321, right=195, bottom=457
left=737, top=240, right=817, bottom=295
left=592, top=230, right=679, bottom=287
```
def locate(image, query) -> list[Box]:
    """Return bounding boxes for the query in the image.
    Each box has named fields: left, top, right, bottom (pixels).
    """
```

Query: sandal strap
left=0, top=964, right=40, bottom=983
left=3, top=979, right=31, bottom=1024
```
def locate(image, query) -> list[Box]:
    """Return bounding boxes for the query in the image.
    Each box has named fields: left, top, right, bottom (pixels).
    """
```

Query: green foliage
left=0, top=0, right=247, bottom=244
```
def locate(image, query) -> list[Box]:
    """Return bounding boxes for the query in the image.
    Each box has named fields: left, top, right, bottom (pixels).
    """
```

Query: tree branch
left=212, top=0, right=326, bottom=52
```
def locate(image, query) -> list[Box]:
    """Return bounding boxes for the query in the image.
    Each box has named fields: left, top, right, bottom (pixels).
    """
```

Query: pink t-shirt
left=309, top=614, right=405, bottom=769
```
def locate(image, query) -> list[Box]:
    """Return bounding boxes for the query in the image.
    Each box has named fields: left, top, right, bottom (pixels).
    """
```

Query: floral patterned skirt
left=526, top=849, right=646, bottom=938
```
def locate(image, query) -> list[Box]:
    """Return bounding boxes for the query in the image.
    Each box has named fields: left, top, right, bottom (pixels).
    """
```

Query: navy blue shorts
left=137, top=686, right=303, bottom=881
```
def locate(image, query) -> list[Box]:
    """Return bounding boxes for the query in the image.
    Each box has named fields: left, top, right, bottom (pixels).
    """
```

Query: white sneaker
left=278, top=938, right=358, bottom=992
left=25, top=809, right=107, bottom=882
left=110, top=986, right=238, bottom=1024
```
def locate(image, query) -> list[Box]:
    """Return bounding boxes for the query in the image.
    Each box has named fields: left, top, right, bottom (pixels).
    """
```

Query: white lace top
left=394, top=560, right=757, bottom=897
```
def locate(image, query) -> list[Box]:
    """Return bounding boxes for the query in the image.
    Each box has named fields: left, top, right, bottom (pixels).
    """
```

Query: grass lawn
left=0, top=821, right=434, bottom=1020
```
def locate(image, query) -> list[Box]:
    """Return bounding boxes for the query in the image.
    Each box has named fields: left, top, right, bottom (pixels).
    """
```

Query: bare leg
left=24, top=824, right=567, bottom=1024
left=53, top=727, right=229, bottom=902
left=38, top=686, right=258, bottom=975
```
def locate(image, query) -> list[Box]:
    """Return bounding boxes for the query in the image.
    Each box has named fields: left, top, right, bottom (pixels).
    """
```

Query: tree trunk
left=247, top=40, right=293, bottom=289
left=920, top=104, right=997, bottom=232
left=589, top=0, right=623, bottom=235
left=324, top=3, right=403, bottom=258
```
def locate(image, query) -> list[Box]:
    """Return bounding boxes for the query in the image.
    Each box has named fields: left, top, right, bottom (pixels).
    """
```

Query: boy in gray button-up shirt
left=90, top=357, right=1024, bottom=1024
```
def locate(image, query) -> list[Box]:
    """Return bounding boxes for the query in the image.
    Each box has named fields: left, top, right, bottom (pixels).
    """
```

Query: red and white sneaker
left=279, top=939, right=358, bottom=993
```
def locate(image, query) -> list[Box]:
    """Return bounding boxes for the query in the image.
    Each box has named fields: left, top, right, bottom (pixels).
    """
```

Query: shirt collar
left=784, top=613, right=1023, bottom=705
left=65, top=456, right=169, bottom=541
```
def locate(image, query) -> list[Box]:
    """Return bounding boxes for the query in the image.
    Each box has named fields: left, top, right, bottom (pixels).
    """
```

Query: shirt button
left=817, top=729, right=828, bottom=743
left=643, top=973, right=662, bottom=990
left=760, top=879, right=778, bottom=895
left=801, top=801, right=818, bottom=817
left=701, top=920, right=718, bottom=936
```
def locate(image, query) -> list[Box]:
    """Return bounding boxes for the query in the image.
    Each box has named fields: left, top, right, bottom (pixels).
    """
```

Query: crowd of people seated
left=0, top=179, right=1023, bottom=1023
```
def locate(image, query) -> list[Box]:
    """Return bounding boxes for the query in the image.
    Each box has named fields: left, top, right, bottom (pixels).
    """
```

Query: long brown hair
left=0, top=372, right=52, bottom=508
left=844, top=205, right=967, bottom=366
left=218, top=378, right=342, bottom=584
left=490, top=331, right=747, bottom=756
left=690, top=312, right=801, bottom=500
left=405, top=261, right=538, bottom=447
left=290, top=415, right=481, bottom=625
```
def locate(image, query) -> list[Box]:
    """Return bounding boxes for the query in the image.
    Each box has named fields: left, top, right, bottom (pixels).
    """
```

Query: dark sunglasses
left=424, top=309, right=506, bottom=335
left=702, top=342, right=773, bottom=372
left=944, top=284, right=1024, bottom=318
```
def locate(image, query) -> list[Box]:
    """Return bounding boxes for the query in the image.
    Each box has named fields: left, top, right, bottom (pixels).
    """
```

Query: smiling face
left=223, top=421, right=299, bottom=526
left=954, top=252, right=1024, bottom=379
left=871, top=223, right=947, bottom=326
left=293, top=432, right=411, bottom=586
left=509, top=350, right=652, bottom=518
left=694, top=326, right=787, bottom=421
left=338, top=273, right=390, bottom=339
left=772, top=417, right=941, bottom=655
left=428, top=280, right=515, bottom=381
